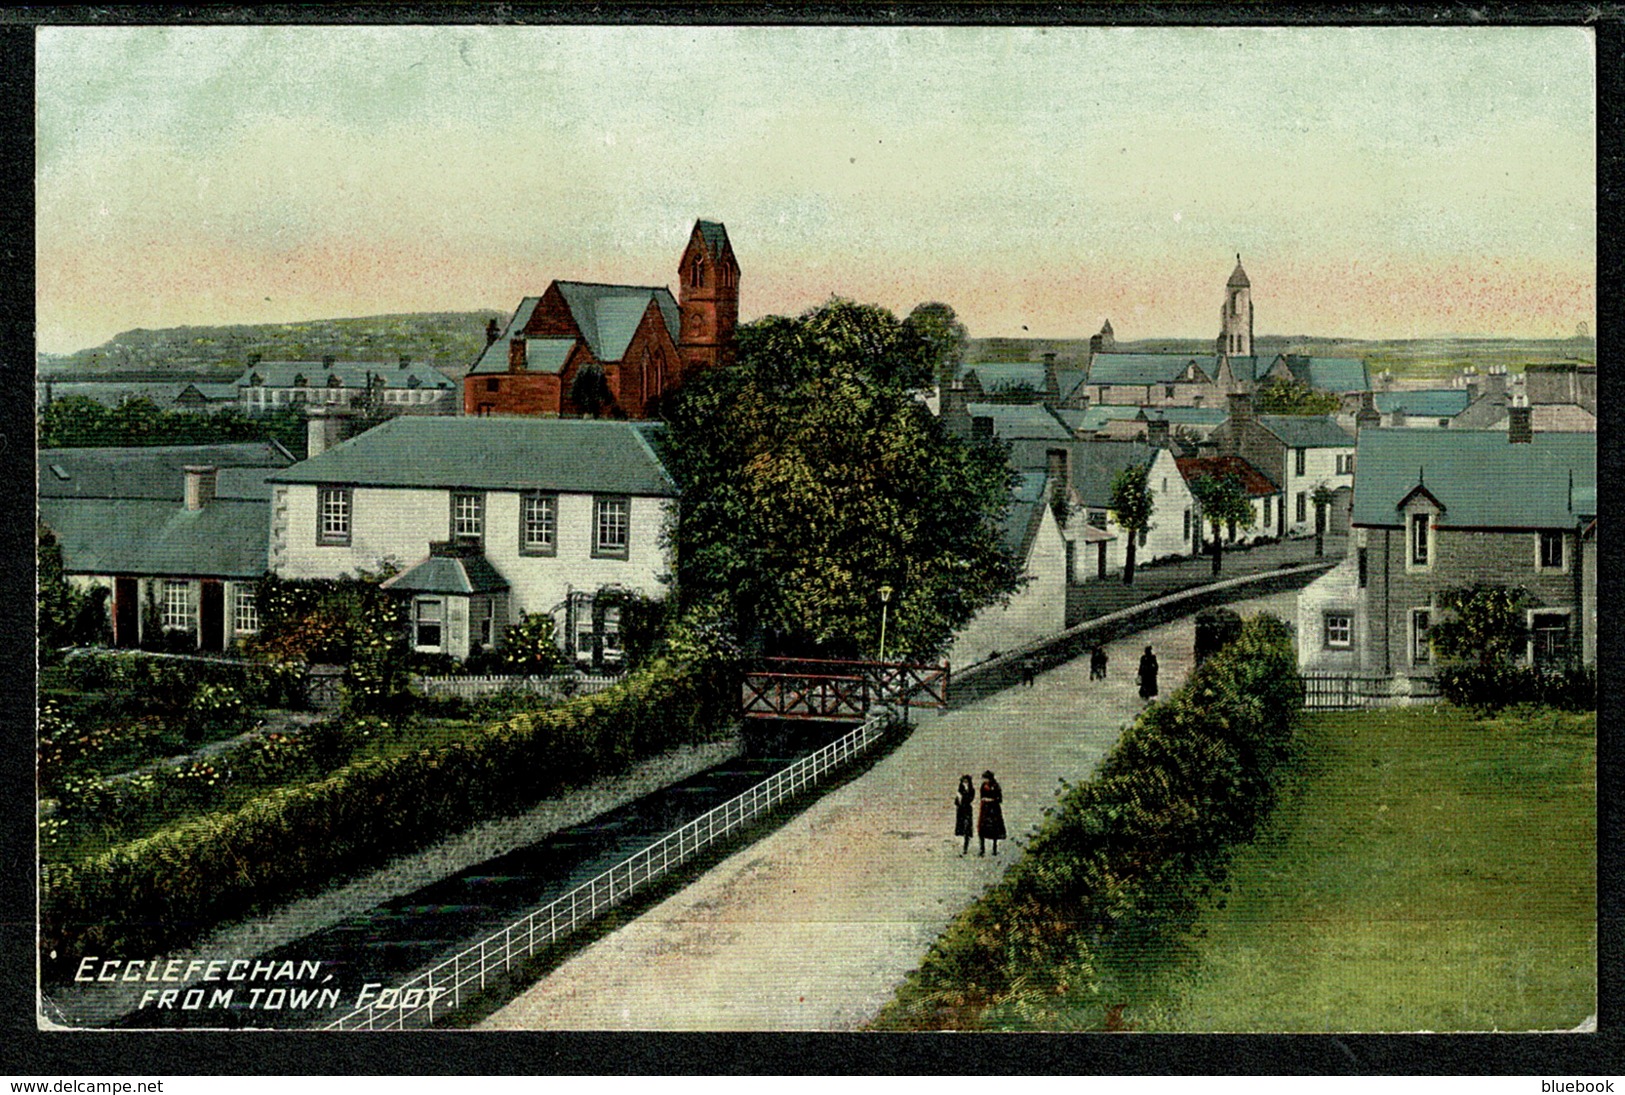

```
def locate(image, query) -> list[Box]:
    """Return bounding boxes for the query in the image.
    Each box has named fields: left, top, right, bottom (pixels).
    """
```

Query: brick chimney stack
left=1046, top=447, right=1071, bottom=497
left=1508, top=401, right=1533, bottom=444
left=486, top=318, right=501, bottom=346
left=1224, top=391, right=1253, bottom=457
left=306, top=406, right=357, bottom=457
left=183, top=465, right=217, bottom=511
left=1146, top=417, right=1171, bottom=450
left=1355, top=390, right=1380, bottom=434
left=1043, top=352, right=1060, bottom=405
left=941, top=380, right=970, bottom=438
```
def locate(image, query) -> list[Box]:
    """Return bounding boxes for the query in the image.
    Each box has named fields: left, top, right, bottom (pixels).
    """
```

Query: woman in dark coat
left=953, top=775, right=975, bottom=855
left=1137, top=644, right=1159, bottom=702
left=978, top=770, right=1006, bottom=856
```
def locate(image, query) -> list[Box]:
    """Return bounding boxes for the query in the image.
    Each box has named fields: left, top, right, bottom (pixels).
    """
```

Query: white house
left=949, top=471, right=1067, bottom=668
left=267, top=417, right=678, bottom=665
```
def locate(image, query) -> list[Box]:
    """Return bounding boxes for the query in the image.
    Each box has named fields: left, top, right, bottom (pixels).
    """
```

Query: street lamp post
left=878, top=583, right=893, bottom=663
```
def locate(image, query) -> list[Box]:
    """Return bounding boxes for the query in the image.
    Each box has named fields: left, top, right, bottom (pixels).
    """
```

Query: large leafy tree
left=1189, top=474, right=1258, bottom=575
left=1107, top=464, right=1155, bottom=585
left=660, top=299, right=1020, bottom=660
left=1255, top=376, right=1342, bottom=416
left=905, top=301, right=969, bottom=391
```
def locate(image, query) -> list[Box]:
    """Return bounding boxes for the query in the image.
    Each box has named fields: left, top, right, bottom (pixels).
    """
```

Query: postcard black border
left=3, top=1, right=1621, bottom=1078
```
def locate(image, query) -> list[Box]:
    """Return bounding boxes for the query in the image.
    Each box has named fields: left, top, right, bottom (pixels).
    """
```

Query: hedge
left=40, top=653, right=735, bottom=981
left=1437, top=662, right=1596, bottom=713
left=872, top=614, right=1302, bottom=1031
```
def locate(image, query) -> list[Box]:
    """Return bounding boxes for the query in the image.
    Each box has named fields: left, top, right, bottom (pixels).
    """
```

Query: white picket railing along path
left=324, top=708, right=896, bottom=1030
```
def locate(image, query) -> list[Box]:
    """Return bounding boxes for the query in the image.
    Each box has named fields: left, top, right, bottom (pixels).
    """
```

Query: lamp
left=878, top=583, right=893, bottom=662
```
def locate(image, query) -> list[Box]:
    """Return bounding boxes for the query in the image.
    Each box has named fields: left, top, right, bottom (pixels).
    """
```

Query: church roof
left=1227, top=257, right=1250, bottom=288
left=556, top=282, right=680, bottom=361
left=695, top=220, right=731, bottom=259
left=1087, top=353, right=1214, bottom=386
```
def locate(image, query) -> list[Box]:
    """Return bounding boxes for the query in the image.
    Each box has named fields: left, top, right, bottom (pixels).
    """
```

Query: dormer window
left=293, top=374, right=307, bottom=387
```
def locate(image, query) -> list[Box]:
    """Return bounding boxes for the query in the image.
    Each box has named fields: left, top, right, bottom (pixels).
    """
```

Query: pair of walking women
left=954, top=771, right=1005, bottom=856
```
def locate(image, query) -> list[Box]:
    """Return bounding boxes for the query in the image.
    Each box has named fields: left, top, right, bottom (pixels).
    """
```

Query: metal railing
left=324, top=706, right=897, bottom=1030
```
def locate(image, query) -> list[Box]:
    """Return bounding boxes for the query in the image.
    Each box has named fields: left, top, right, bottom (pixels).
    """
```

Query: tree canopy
left=1432, top=583, right=1532, bottom=668
left=905, top=302, right=969, bottom=391
left=1189, top=473, right=1258, bottom=574
left=1107, top=463, right=1155, bottom=585
left=1254, top=376, right=1342, bottom=416
left=659, top=298, right=1021, bottom=660
left=39, top=395, right=309, bottom=456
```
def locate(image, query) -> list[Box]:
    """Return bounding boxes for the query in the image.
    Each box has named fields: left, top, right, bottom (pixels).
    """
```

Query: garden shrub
left=873, top=613, right=1302, bottom=1031
left=1438, top=662, right=1596, bottom=713
left=39, top=649, right=738, bottom=979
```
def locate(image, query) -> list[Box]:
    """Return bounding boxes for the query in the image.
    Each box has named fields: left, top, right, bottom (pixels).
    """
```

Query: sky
left=35, top=24, right=1596, bottom=353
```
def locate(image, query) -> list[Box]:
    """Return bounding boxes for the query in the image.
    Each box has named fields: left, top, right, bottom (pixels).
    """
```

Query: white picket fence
left=323, top=707, right=897, bottom=1030
left=411, top=673, right=620, bottom=702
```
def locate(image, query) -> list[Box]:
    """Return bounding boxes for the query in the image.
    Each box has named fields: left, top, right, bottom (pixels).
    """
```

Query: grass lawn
left=1132, top=705, right=1595, bottom=1032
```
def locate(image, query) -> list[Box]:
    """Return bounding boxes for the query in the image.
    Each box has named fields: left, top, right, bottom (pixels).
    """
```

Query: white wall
left=1295, top=554, right=1367, bottom=673
left=1282, top=446, right=1354, bottom=536
left=950, top=503, right=1066, bottom=668
left=1086, top=448, right=1197, bottom=575
left=272, top=483, right=674, bottom=618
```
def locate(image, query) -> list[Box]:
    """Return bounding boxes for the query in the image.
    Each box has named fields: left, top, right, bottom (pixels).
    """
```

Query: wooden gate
left=741, top=658, right=950, bottom=720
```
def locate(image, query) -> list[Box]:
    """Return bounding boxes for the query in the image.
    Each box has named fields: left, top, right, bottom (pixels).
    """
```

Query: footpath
left=481, top=589, right=1299, bottom=1031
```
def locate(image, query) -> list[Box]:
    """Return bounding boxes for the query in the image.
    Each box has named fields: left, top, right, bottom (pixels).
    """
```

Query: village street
left=481, top=589, right=1297, bottom=1031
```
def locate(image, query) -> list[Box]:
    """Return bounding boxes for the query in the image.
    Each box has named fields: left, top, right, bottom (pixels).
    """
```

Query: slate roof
left=1255, top=414, right=1356, bottom=449
left=1138, top=406, right=1230, bottom=426
left=39, top=443, right=295, bottom=500
left=466, top=284, right=680, bottom=377
left=963, top=363, right=1047, bottom=393
left=1001, top=471, right=1052, bottom=563
left=1175, top=455, right=1280, bottom=496
left=522, top=338, right=576, bottom=375
left=1350, top=428, right=1595, bottom=528
left=1276, top=355, right=1371, bottom=393
left=1008, top=439, right=1155, bottom=508
left=965, top=402, right=1071, bottom=440
left=1053, top=368, right=1090, bottom=403
left=1087, top=353, right=1215, bottom=387
left=468, top=297, right=543, bottom=376
left=1219, top=355, right=1267, bottom=386
left=557, top=282, right=680, bottom=361
left=695, top=220, right=731, bottom=258
left=39, top=497, right=269, bottom=578
left=383, top=553, right=510, bottom=595
left=1052, top=405, right=1142, bottom=433
left=1373, top=389, right=1473, bottom=419
left=233, top=360, right=454, bottom=391
left=39, top=381, right=200, bottom=409
left=269, top=417, right=679, bottom=497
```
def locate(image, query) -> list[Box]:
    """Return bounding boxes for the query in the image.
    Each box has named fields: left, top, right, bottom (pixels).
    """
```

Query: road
left=480, top=590, right=1298, bottom=1031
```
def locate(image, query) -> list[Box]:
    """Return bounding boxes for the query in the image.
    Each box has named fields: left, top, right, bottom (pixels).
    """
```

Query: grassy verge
left=1128, top=705, right=1595, bottom=1032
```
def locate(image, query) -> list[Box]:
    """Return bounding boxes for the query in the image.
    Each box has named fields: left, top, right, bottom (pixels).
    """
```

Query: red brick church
left=464, top=220, right=740, bottom=419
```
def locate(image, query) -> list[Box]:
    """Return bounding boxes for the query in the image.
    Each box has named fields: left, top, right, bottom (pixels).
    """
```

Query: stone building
left=463, top=220, right=738, bottom=420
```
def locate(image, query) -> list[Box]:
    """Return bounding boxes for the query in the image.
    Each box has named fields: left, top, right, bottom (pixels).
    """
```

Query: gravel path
left=481, top=591, right=1298, bottom=1031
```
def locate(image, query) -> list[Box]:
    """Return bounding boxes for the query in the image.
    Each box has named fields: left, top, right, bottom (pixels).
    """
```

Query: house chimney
left=1045, top=447, right=1071, bottom=496
left=509, top=338, right=526, bottom=373
left=1224, top=391, right=1253, bottom=456
left=485, top=318, right=501, bottom=346
left=1146, top=417, right=1171, bottom=450
left=1508, top=401, right=1533, bottom=444
left=183, top=465, right=217, bottom=511
left=1356, top=390, right=1380, bottom=434
left=306, top=406, right=357, bottom=458
left=1043, top=352, right=1060, bottom=405
left=322, top=354, right=336, bottom=369
left=1390, top=406, right=1407, bottom=429
left=1481, top=365, right=1507, bottom=399
left=941, top=380, right=971, bottom=438
left=398, top=355, right=412, bottom=370
left=971, top=415, right=995, bottom=440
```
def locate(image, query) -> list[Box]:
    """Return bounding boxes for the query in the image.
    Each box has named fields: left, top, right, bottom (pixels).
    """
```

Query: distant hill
left=37, top=311, right=507, bottom=381
left=965, top=335, right=1596, bottom=379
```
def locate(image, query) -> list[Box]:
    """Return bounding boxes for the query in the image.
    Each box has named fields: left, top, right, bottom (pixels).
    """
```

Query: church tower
left=678, top=220, right=740, bottom=373
left=1216, top=254, right=1253, bottom=358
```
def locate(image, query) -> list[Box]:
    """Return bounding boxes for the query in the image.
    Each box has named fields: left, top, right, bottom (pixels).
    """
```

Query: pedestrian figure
left=1090, top=645, right=1108, bottom=680
left=978, top=770, right=1006, bottom=856
left=953, top=774, right=975, bottom=856
left=1020, top=655, right=1036, bottom=687
left=1137, top=644, right=1159, bottom=702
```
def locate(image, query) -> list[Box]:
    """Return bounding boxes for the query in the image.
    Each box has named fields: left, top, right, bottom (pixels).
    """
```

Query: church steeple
left=679, top=220, right=740, bottom=373
left=1217, top=253, right=1254, bottom=359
